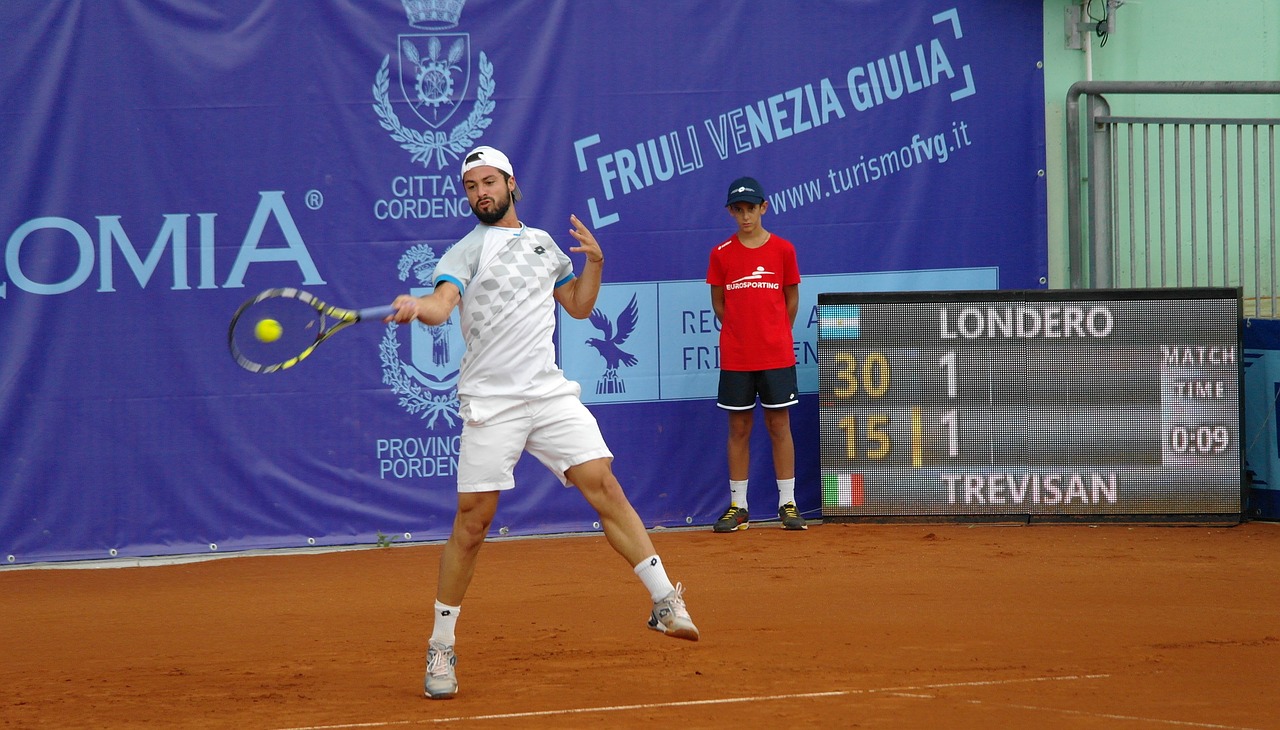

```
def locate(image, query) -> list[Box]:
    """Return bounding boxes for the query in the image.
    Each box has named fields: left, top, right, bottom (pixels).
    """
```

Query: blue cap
left=725, top=177, right=765, bottom=206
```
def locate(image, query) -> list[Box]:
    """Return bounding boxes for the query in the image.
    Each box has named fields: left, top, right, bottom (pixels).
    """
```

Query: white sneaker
left=647, top=582, right=700, bottom=641
left=424, top=640, right=458, bottom=699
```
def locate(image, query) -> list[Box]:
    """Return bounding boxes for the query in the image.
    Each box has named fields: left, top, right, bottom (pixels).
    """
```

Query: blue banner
left=1243, top=319, right=1280, bottom=519
left=0, top=0, right=1047, bottom=564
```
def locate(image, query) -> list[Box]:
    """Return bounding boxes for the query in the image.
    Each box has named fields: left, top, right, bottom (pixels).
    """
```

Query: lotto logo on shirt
left=725, top=266, right=781, bottom=291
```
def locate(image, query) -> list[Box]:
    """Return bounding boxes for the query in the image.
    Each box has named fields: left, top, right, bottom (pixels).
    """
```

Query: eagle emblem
left=586, top=294, right=639, bottom=394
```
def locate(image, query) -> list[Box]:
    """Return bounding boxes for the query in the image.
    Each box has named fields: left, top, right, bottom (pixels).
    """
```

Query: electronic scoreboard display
left=817, top=288, right=1243, bottom=523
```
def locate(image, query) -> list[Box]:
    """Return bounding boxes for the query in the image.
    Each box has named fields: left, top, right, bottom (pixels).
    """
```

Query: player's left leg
left=569, top=459, right=700, bottom=640
left=761, top=366, right=806, bottom=530
left=528, top=394, right=699, bottom=640
left=565, top=458, right=654, bottom=565
left=762, top=407, right=795, bottom=482
left=762, top=407, right=805, bottom=529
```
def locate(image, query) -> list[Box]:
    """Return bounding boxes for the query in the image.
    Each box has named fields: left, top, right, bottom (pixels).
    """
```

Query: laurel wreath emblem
left=373, top=51, right=494, bottom=169
left=379, top=243, right=460, bottom=428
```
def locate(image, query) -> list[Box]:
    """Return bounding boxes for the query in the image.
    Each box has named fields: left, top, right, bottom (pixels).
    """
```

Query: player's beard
left=471, top=190, right=512, bottom=225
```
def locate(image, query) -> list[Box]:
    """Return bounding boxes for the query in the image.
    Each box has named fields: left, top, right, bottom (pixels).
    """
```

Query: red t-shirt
left=706, top=233, right=801, bottom=371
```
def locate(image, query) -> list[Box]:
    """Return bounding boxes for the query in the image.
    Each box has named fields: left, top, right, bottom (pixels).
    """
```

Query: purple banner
left=0, top=0, right=1046, bottom=564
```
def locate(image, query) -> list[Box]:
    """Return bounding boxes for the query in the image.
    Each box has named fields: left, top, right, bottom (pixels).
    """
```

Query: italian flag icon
left=822, top=473, right=865, bottom=507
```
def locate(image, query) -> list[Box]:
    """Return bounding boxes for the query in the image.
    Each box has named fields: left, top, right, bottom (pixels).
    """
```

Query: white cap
left=461, top=145, right=511, bottom=176
left=461, top=145, right=522, bottom=201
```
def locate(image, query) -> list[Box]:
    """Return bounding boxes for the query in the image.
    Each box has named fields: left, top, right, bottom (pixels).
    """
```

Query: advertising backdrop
left=0, top=0, right=1047, bottom=564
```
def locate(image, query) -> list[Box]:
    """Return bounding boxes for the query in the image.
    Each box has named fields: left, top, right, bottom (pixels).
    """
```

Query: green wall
left=1041, top=0, right=1280, bottom=288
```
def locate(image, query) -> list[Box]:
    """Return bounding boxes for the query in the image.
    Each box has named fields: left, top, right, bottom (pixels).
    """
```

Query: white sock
left=729, top=479, right=749, bottom=511
left=778, top=478, right=796, bottom=507
left=634, top=554, right=676, bottom=602
left=431, top=600, right=461, bottom=646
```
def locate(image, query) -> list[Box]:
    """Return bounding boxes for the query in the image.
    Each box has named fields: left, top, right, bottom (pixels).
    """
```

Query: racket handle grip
left=358, top=304, right=398, bottom=321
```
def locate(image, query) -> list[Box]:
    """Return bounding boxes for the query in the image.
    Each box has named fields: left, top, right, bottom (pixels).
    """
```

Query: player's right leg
left=715, top=371, right=757, bottom=532
left=425, top=490, right=499, bottom=700
left=438, top=491, right=501, bottom=604
left=426, top=407, right=524, bottom=700
left=715, top=409, right=754, bottom=532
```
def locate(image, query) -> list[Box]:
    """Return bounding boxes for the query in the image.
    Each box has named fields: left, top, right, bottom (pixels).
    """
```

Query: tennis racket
left=227, top=288, right=396, bottom=373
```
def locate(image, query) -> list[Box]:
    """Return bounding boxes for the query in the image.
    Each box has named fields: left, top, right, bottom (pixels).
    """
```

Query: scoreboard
left=817, top=288, right=1243, bottom=523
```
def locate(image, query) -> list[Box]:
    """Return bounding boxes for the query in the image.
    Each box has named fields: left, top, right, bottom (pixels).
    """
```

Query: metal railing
left=1066, top=81, right=1280, bottom=316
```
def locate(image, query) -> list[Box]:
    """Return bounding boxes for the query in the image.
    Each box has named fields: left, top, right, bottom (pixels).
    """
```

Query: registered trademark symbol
left=305, top=190, right=324, bottom=210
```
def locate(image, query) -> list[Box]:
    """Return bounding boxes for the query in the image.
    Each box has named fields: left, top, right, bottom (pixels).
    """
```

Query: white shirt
left=433, top=223, right=576, bottom=414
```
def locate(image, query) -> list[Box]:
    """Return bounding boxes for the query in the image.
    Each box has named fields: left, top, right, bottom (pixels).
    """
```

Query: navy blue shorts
left=717, top=366, right=799, bottom=410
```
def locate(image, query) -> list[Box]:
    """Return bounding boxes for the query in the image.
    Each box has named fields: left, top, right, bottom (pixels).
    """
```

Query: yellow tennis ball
left=255, top=318, right=283, bottom=343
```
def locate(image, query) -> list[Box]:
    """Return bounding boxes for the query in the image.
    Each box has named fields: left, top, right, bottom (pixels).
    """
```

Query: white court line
left=964, top=700, right=1262, bottom=730
left=274, top=673, right=1109, bottom=730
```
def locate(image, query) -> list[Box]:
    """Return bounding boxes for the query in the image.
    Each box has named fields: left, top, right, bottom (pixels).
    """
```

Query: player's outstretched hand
left=568, top=214, right=604, bottom=264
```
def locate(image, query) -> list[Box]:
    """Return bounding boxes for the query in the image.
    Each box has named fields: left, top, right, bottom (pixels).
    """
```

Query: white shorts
left=456, top=392, right=613, bottom=492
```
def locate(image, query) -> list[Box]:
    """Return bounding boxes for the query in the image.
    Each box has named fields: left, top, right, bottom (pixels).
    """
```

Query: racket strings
left=230, top=297, right=329, bottom=372
left=227, top=289, right=381, bottom=373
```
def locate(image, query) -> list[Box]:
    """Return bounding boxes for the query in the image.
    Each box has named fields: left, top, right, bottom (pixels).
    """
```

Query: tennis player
left=388, top=146, right=699, bottom=700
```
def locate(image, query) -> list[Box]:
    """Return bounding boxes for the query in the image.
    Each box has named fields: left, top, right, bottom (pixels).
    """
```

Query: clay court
left=4, top=520, right=1279, bottom=729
